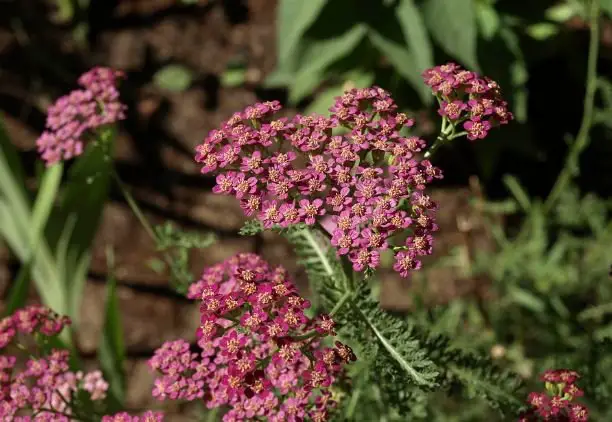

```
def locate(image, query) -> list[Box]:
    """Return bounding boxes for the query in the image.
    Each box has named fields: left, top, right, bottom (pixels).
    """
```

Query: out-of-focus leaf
left=5, top=262, right=32, bottom=316
left=0, top=116, right=67, bottom=317
left=305, top=71, right=374, bottom=116
left=98, top=248, right=126, bottom=411
left=508, top=286, right=546, bottom=314
left=396, top=0, right=434, bottom=76
left=0, top=113, right=26, bottom=185
left=422, top=0, right=479, bottom=71
left=498, top=26, right=528, bottom=123
left=475, top=1, right=500, bottom=40
left=276, top=0, right=328, bottom=74
left=147, top=258, right=166, bottom=274
left=526, top=23, right=559, bottom=40
left=599, top=0, right=612, bottom=18
left=4, top=163, right=63, bottom=316
left=369, top=30, right=432, bottom=104
left=31, top=164, right=63, bottom=247
left=545, top=3, right=578, bottom=22
left=503, top=175, right=531, bottom=211
left=53, top=128, right=114, bottom=325
left=290, top=24, right=367, bottom=103
left=221, top=67, right=247, bottom=88
left=153, top=64, right=193, bottom=92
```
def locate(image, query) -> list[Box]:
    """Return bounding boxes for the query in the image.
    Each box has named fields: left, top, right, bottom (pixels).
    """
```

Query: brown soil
left=0, top=0, right=495, bottom=414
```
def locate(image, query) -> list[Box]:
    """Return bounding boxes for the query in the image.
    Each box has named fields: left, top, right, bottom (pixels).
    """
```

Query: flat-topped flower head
left=36, top=66, right=126, bottom=166
left=422, top=62, right=512, bottom=141
left=195, top=87, right=443, bottom=278
left=150, top=253, right=353, bottom=421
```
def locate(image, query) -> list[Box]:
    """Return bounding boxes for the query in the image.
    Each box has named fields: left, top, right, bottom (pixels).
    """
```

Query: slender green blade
left=98, top=247, right=126, bottom=411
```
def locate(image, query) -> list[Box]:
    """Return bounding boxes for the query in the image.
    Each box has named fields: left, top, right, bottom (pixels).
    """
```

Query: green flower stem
left=543, top=0, right=600, bottom=213
left=110, top=168, right=157, bottom=242
left=330, top=290, right=353, bottom=317
left=423, top=135, right=447, bottom=159
left=111, top=168, right=187, bottom=286
left=506, top=0, right=600, bottom=248
left=290, top=329, right=322, bottom=342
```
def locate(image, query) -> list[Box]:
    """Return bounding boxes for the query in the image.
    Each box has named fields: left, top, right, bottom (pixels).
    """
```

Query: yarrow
left=102, top=410, right=165, bottom=421
left=149, top=253, right=355, bottom=421
left=195, top=87, right=443, bottom=278
left=518, top=369, right=589, bottom=421
left=36, top=66, right=126, bottom=166
left=422, top=62, right=512, bottom=140
left=0, top=305, right=109, bottom=420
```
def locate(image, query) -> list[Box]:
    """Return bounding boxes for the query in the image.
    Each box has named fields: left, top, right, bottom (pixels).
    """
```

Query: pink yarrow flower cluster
left=36, top=66, right=126, bottom=166
left=518, top=369, right=588, bottom=421
left=149, top=253, right=355, bottom=422
left=0, top=306, right=109, bottom=420
left=195, top=87, right=443, bottom=277
left=422, top=62, right=513, bottom=140
left=102, top=411, right=165, bottom=421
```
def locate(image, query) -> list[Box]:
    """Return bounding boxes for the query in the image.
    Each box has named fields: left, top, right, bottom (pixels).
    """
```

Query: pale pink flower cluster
left=0, top=306, right=108, bottom=420
left=36, top=67, right=126, bottom=166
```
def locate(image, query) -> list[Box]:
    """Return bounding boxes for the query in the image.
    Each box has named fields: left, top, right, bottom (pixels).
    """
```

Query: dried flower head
left=195, top=88, right=442, bottom=278
left=36, top=66, right=126, bottom=166
left=149, top=253, right=355, bottom=421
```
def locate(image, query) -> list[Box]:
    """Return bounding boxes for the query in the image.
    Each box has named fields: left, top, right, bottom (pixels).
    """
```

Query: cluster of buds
left=422, top=62, right=512, bottom=140
left=195, top=87, right=442, bottom=278
left=36, top=66, right=126, bottom=166
left=519, top=369, right=588, bottom=421
left=0, top=306, right=109, bottom=420
left=149, top=253, right=355, bottom=421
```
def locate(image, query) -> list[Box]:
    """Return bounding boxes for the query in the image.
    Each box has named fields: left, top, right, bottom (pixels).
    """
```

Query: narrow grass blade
left=98, top=247, right=126, bottom=411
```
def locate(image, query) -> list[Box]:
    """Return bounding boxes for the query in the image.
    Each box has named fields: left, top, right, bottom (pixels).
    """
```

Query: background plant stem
left=543, top=0, right=600, bottom=213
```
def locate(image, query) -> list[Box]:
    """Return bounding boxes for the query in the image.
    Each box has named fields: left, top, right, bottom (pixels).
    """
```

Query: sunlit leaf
left=277, top=0, right=328, bottom=73
left=369, top=30, right=432, bottom=104
left=526, top=23, right=559, bottom=40
left=305, top=71, right=374, bottom=115
left=422, top=0, right=479, bottom=70
left=153, top=64, right=193, bottom=92
left=290, top=24, right=368, bottom=103
left=396, top=0, right=434, bottom=77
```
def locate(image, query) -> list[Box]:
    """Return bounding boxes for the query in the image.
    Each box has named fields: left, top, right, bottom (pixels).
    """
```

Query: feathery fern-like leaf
left=282, top=224, right=349, bottom=309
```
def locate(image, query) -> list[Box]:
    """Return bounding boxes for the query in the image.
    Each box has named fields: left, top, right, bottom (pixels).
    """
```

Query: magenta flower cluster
left=102, top=411, right=165, bottom=421
left=0, top=306, right=109, bottom=420
left=36, top=66, right=126, bottom=166
left=518, top=369, right=588, bottom=422
left=195, top=87, right=443, bottom=277
left=422, top=62, right=513, bottom=140
left=149, top=253, right=355, bottom=422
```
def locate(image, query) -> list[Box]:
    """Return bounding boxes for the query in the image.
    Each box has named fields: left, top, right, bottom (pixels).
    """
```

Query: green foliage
left=281, top=224, right=350, bottom=309
left=98, top=248, right=126, bottom=411
left=238, top=219, right=264, bottom=236
left=153, top=64, right=194, bottom=92
left=150, top=222, right=217, bottom=294
left=278, top=222, right=524, bottom=419
left=422, top=0, right=479, bottom=71
left=0, top=117, right=112, bottom=341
